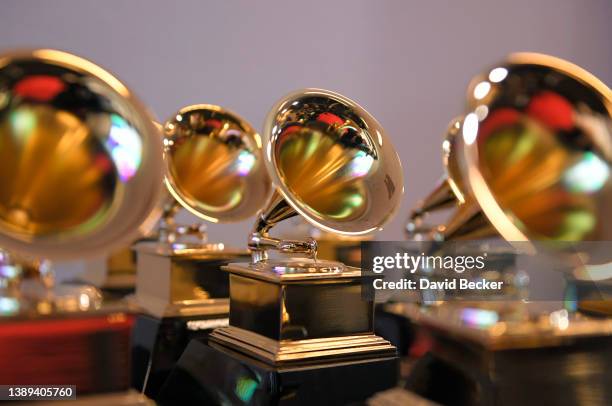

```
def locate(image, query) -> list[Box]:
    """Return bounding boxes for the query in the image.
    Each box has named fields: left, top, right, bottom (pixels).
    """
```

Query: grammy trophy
left=160, top=88, right=404, bottom=405
left=131, top=104, right=271, bottom=398
left=0, top=49, right=164, bottom=405
left=393, top=53, right=612, bottom=405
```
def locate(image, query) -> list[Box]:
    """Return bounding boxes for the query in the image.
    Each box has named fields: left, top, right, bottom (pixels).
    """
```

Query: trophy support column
left=131, top=243, right=249, bottom=399
left=158, top=261, right=399, bottom=404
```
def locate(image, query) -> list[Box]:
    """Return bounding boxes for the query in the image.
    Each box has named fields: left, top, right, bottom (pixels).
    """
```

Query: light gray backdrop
left=1, top=0, right=611, bottom=275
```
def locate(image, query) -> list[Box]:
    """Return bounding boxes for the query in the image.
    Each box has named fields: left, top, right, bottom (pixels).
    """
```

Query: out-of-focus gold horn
left=131, top=105, right=271, bottom=396
left=248, top=88, right=404, bottom=265
left=406, top=116, right=480, bottom=238
left=162, top=104, right=270, bottom=231
left=132, top=104, right=269, bottom=305
left=0, top=50, right=164, bottom=395
left=0, top=49, right=164, bottom=260
left=407, top=53, right=612, bottom=257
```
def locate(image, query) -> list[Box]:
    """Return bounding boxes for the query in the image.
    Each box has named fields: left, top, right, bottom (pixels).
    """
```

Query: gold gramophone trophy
left=131, top=104, right=270, bottom=398
left=407, top=54, right=611, bottom=246
left=392, top=53, right=612, bottom=405
left=158, top=89, right=404, bottom=405
left=0, top=49, right=163, bottom=404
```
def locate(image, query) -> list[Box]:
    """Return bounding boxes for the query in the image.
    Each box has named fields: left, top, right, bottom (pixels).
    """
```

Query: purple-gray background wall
left=1, top=0, right=611, bottom=250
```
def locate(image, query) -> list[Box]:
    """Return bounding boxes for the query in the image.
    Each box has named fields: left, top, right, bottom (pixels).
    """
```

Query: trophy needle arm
left=157, top=199, right=208, bottom=244
left=248, top=191, right=317, bottom=263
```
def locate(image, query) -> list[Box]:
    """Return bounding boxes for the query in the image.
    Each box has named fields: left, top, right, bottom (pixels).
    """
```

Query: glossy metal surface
left=388, top=302, right=612, bottom=405
left=407, top=54, right=612, bottom=254
left=406, top=118, right=467, bottom=237
left=264, top=89, right=404, bottom=236
left=228, top=265, right=370, bottom=342
left=135, top=246, right=235, bottom=318
left=134, top=105, right=266, bottom=319
left=248, top=89, right=403, bottom=263
left=163, top=104, right=270, bottom=224
left=210, top=262, right=396, bottom=366
left=214, top=90, right=401, bottom=367
left=0, top=49, right=164, bottom=260
left=463, top=53, right=611, bottom=243
left=386, top=301, right=612, bottom=350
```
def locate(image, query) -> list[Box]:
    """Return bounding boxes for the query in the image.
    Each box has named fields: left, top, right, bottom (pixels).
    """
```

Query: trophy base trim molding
left=130, top=296, right=229, bottom=319
left=209, top=325, right=396, bottom=366
left=134, top=243, right=249, bottom=318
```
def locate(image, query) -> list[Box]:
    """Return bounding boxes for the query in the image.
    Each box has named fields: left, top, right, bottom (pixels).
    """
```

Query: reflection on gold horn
left=208, top=89, right=402, bottom=383
left=0, top=49, right=164, bottom=260
left=406, top=53, right=612, bottom=267
left=407, top=117, right=497, bottom=240
left=0, top=49, right=163, bottom=319
left=133, top=104, right=270, bottom=314
left=163, top=105, right=270, bottom=227
left=247, top=88, right=404, bottom=264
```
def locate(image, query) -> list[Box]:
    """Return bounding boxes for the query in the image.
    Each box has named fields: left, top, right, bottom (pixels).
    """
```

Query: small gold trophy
left=131, top=104, right=271, bottom=398
left=394, top=53, right=612, bottom=405
left=0, top=49, right=164, bottom=404
left=159, top=89, right=405, bottom=405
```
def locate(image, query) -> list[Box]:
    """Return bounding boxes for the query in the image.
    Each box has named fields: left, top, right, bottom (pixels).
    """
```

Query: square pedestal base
left=158, top=338, right=398, bottom=405
left=131, top=312, right=229, bottom=400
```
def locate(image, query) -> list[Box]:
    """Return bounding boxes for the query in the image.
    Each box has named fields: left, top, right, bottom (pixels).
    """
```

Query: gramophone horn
left=162, top=104, right=271, bottom=229
left=408, top=53, right=612, bottom=253
left=406, top=117, right=477, bottom=237
left=0, top=49, right=164, bottom=260
left=249, top=88, right=404, bottom=262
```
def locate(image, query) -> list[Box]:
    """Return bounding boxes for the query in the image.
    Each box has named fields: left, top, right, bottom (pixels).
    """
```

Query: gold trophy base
left=388, top=302, right=612, bottom=405
left=105, top=246, right=138, bottom=292
left=211, top=325, right=395, bottom=366
left=159, top=259, right=398, bottom=404
left=209, top=259, right=397, bottom=366
left=132, top=242, right=249, bottom=399
left=134, top=241, right=248, bottom=318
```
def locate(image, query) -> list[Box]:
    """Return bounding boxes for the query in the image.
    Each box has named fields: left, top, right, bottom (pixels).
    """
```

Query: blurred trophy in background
left=0, top=49, right=163, bottom=404
left=130, top=104, right=270, bottom=398
left=407, top=53, right=611, bottom=247
left=95, top=232, right=160, bottom=297
left=103, top=247, right=140, bottom=294
left=392, top=53, right=612, bottom=405
left=159, top=88, right=404, bottom=405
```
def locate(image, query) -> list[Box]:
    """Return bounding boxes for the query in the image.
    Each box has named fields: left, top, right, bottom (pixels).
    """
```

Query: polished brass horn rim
left=163, top=104, right=270, bottom=224
left=462, top=52, right=612, bottom=244
left=0, top=49, right=164, bottom=260
left=262, top=88, right=404, bottom=237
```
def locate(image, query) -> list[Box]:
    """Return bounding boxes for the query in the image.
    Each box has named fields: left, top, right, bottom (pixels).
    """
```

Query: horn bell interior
left=462, top=53, right=612, bottom=246
left=263, top=89, right=404, bottom=236
left=163, top=105, right=270, bottom=223
left=0, top=49, right=164, bottom=259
